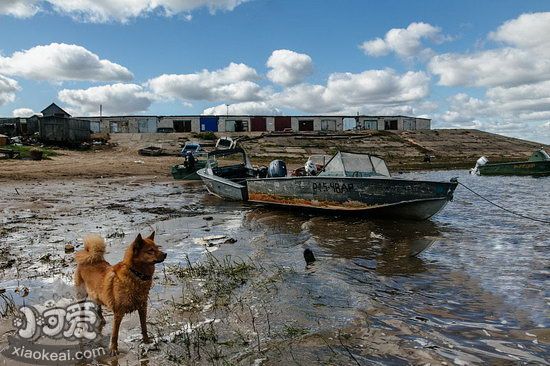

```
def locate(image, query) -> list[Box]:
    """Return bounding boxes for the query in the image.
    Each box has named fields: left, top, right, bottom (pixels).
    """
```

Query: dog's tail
left=75, top=234, right=106, bottom=265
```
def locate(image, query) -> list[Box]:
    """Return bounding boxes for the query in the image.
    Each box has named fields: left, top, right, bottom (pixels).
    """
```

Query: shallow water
left=0, top=171, right=548, bottom=364
left=206, top=169, right=550, bottom=364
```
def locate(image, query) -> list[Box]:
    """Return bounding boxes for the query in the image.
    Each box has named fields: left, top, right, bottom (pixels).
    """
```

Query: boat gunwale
left=247, top=175, right=458, bottom=186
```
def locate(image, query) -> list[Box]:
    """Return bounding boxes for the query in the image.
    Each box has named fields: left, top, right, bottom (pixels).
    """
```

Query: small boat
left=198, top=149, right=458, bottom=220
left=171, top=160, right=207, bottom=180
left=215, top=137, right=237, bottom=150
left=172, top=143, right=208, bottom=180
left=472, top=148, right=550, bottom=176
left=197, top=148, right=254, bottom=199
left=138, top=146, right=167, bottom=156
left=180, top=141, right=203, bottom=157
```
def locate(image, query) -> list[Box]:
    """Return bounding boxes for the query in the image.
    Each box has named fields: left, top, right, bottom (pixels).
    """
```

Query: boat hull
left=479, top=161, right=550, bottom=176
left=247, top=176, right=457, bottom=220
left=197, top=168, right=248, bottom=201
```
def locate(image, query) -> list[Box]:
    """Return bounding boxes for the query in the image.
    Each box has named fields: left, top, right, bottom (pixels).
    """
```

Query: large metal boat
left=197, top=149, right=458, bottom=220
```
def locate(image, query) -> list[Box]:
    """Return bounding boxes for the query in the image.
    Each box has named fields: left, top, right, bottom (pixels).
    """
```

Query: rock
left=224, top=238, right=237, bottom=244
left=304, top=248, right=316, bottom=265
left=48, top=236, right=65, bottom=243
left=15, top=286, right=29, bottom=297
left=64, top=244, right=75, bottom=253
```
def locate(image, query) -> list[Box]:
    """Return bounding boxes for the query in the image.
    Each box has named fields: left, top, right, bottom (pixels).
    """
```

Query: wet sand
left=0, top=147, right=181, bottom=181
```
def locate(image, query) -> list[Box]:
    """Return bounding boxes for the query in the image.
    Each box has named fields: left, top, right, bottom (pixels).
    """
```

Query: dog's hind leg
left=97, top=304, right=106, bottom=326
left=73, top=269, right=88, bottom=300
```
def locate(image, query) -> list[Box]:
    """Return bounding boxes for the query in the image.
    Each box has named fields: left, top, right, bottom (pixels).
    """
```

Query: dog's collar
left=129, top=267, right=152, bottom=281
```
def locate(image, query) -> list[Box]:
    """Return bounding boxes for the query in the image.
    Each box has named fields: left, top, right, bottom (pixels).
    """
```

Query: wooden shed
left=39, top=116, right=91, bottom=144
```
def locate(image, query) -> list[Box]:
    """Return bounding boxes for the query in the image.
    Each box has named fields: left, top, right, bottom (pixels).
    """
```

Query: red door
left=274, top=117, right=291, bottom=131
left=250, top=117, right=266, bottom=131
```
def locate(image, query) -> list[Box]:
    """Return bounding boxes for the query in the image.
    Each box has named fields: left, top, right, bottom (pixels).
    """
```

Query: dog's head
left=131, top=232, right=167, bottom=264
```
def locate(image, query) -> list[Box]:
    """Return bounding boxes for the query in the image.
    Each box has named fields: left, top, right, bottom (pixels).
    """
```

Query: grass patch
left=192, top=132, right=217, bottom=140
left=168, top=253, right=255, bottom=309
left=283, top=325, right=310, bottom=338
left=2, top=145, right=58, bottom=159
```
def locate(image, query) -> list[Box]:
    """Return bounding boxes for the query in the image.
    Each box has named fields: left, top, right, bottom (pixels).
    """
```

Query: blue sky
left=0, top=0, right=549, bottom=143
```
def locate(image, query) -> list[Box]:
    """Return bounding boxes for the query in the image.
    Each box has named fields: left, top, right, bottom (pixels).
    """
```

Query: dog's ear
left=148, top=231, right=155, bottom=240
left=134, top=233, right=144, bottom=253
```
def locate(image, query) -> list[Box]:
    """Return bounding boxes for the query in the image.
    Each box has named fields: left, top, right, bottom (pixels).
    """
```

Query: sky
left=0, top=0, right=549, bottom=143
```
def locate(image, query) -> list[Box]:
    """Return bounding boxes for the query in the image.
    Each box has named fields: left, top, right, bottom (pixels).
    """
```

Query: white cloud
left=429, top=12, right=550, bottom=88
left=12, top=108, right=39, bottom=117
left=0, top=43, right=133, bottom=82
left=0, top=75, right=20, bottom=106
left=429, top=12, right=550, bottom=143
left=58, top=83, right=155, bottom=115
left=266, top=50, right=313, bottom=86
left=202, top=101, right=281, bottom=115
left=273, top=69, right=430, bottom=113
left=0, top=0, right=247, bottom=22
left=429, top=48, right=550, bottom=88
left=360, top=22, right=448, bottom=59
left=489, top=12, right=550, bottom=49
left=0, top=0, right=40, bottom=18
left=148, top=62, right=263, bottom=102
left=437, top=91, right=550, bottom=143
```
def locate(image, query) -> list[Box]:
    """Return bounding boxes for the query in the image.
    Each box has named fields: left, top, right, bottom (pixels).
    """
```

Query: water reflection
left=244, top=208, right=443, bottom=276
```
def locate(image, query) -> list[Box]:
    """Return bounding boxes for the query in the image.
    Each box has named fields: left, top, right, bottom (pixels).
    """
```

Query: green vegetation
left=168, top=253, right=255, bottom=309
left=2, top=145, right=58, bottom=159
left=192, top=131, right=217, bottom=140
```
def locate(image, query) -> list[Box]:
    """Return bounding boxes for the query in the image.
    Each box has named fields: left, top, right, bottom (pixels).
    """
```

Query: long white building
left=78, top=114, right=431, bottom=134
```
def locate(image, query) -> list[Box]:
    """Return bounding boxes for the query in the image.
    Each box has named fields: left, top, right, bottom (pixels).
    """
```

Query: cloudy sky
left=0, top=0, right=549, bottom=143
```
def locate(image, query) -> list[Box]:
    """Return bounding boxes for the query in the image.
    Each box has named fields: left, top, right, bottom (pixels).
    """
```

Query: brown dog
left=74, top=232, right=166, bottom=355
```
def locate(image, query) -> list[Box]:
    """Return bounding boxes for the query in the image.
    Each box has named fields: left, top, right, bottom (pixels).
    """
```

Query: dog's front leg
left=109, top=312, right=123, bottom=356
left=138, top=305, right=151, bottom=343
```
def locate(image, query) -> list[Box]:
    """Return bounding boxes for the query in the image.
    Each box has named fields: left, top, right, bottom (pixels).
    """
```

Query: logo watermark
left=2, top=299, right=107, bottom=365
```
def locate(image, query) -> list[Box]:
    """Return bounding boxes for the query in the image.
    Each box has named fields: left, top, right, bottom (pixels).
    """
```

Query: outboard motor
left=256, top=166, right=268, bottom=178
left=267, top=160, right=287, bottom=177
left=470, top=156, right=488, bottom=175
left=305, top=159, right=317, bottom=176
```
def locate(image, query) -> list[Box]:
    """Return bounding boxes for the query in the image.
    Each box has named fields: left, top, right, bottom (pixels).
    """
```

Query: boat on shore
left=198, top=149, right=458, bottom=220
left=472, top=148, right=550, bottom=176
left=171, top=159, right=207, bottom=180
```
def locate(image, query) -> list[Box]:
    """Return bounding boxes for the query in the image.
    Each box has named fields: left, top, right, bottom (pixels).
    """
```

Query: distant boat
left=172, top=142, right=208, bottom=180
left=472, top=148, right=550, bottom=176
left=171, top=160, right=207, bottom=180
left=198, top=149, right=458, bottom=220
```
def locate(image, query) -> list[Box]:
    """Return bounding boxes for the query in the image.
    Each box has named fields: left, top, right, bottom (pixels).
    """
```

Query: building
left=25, top=103, right=91, bottom=144
left=77, top=114, right=430, bottom=134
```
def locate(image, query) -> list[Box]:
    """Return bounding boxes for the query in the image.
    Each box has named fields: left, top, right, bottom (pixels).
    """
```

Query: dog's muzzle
left=155, top=252, right=167, bottom=263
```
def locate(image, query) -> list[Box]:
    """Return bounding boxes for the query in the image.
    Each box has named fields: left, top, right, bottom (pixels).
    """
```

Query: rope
left=457, top=181, right=550, bottom=224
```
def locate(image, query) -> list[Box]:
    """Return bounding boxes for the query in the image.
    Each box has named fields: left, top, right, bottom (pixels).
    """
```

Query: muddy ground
left=0, top=177, right=457, bottom=365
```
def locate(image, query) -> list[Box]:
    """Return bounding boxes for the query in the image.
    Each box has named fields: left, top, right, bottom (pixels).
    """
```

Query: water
left=0, top=172, right=548, bottom=364
left=210, top=169, right=550, bottom=364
